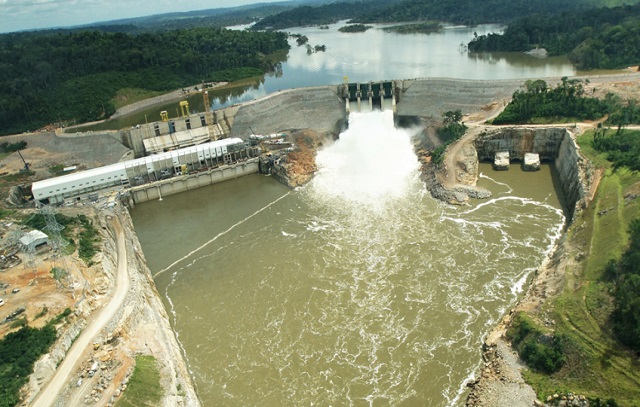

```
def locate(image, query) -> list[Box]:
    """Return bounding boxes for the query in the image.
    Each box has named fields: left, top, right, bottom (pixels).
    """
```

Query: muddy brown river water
left=132, top=111, right=565, bottom=406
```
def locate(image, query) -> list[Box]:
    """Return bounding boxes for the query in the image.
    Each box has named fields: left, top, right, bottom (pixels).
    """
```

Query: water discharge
left=132, top=111, right=566, bottom=406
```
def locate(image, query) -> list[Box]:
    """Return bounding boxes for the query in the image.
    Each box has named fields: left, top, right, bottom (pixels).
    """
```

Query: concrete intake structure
left=474, top=127, right=593, bottom=220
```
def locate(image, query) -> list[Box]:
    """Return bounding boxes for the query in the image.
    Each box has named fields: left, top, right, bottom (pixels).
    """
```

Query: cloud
left=0, top=0, right=267, bottom=33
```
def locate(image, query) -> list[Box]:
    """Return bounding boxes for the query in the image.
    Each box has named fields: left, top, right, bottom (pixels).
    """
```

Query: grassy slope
left=521, top=130, right=640, bottom=405
left=115, top=356, right=163, bottom=407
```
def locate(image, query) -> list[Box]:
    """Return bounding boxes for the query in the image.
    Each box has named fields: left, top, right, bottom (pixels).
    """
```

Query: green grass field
left=520, top=131, right=640, bottom=405
left=115, top=356, right=163, bottom=407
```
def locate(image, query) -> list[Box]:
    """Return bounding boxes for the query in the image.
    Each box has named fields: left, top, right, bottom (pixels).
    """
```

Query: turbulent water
left=132, top=111, right=565, bottom=406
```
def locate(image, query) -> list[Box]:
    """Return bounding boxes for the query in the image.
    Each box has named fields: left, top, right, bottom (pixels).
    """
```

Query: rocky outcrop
left=267, top=130, right=330, bottom=188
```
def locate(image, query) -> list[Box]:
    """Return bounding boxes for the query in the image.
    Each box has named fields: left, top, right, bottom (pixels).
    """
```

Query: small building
left=19, top=230, right=49, bottom=251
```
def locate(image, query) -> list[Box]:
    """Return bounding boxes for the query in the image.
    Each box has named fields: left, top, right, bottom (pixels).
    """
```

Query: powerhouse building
left=32, top=138, right=246, bottom=205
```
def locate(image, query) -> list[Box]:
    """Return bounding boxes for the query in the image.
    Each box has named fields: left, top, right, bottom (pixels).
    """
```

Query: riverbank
left=426, top=121, right=640, bottom=405
left=22, top=205, right=199, bottom=406
left=13, top=73, right=639, bottom=406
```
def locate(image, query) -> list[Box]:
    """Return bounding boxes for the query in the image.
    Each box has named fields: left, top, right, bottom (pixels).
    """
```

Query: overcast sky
left=0, top=0, right=275, bottom=34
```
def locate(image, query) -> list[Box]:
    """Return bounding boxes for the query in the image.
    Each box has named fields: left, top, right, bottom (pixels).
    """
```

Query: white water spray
left=310, top=110, right=421, bottom=208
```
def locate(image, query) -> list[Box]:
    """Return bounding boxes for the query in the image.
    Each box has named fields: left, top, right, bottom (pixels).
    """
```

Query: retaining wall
left=130, top=159, right=259, bottom=204
left=474, top=128, right=592, bottom=220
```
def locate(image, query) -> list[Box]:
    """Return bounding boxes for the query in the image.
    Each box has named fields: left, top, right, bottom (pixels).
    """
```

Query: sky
left=0, top=0, right=275, bottom=34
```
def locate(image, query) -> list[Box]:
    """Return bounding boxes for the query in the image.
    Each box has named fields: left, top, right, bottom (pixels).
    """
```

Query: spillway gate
left=342, top=81, right=396, bottom=113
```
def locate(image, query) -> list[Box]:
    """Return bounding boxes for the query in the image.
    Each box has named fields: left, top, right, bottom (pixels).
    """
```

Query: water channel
left=132, top=110, right=566, bottom=405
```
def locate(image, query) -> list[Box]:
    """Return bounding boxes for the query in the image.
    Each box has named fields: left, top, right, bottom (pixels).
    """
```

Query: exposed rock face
left=269, top=130, right=330, bottom=188
left=464, top=128, right=595, bottom=406
left=475, top=128, right=566, bottom=162
left=455, top=143, right=480, bottom=185
left=25, top=208, right=201, bottom=407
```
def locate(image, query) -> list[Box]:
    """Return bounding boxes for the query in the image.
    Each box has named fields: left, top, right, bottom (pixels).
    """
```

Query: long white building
left=32, top=138, right=246, bottom=205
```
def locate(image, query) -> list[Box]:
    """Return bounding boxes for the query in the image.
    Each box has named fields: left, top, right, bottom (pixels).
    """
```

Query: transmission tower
left=41, top=205, right=70, bottom=285
left=21, top=231, right=39, bottom=280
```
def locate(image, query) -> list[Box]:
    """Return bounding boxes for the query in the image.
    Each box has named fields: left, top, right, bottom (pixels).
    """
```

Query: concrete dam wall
left=474, top=128, right=593, bottom=220
left=230, top=86, right=347, bottom=137
left=228, top=79, right=527, bottom=137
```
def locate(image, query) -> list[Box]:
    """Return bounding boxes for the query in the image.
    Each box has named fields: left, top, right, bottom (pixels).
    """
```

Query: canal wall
left=129, top=158, right=259, bottom=204
left=473, top=127, right=593, bottom=220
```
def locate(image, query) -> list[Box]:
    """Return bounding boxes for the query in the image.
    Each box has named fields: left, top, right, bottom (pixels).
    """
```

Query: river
left=131, top=110, right=566, bottom=405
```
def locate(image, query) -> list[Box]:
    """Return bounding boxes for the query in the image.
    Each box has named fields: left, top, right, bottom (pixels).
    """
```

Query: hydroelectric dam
left=34, top=78, right=524, bottom=206
left=53, top=75, right=602, bottom=406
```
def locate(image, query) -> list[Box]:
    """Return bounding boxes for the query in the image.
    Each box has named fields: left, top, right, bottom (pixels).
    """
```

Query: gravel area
left=0, top=132, right=130, bottom=180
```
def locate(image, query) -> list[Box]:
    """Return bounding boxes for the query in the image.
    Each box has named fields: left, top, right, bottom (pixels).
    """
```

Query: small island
left=383, top=21, right=443, bottom=34
left=338, top=24, right=372, bottom=33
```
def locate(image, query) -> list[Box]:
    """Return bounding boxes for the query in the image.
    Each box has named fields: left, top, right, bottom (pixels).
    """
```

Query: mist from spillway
left=132, top=110, right=565, bottom=406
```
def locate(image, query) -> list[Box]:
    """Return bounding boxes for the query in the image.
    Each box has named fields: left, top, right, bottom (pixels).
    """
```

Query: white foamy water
left=133, top=111, right=566, bottom=407
left=311, top=110, right=422, bottom=209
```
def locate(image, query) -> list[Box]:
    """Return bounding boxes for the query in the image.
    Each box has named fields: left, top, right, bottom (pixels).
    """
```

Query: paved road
left=32, top=216, right=130, bottom=407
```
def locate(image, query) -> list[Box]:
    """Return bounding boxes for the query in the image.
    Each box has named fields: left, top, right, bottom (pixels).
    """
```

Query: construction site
left=0, top=73, right=639, bottom=406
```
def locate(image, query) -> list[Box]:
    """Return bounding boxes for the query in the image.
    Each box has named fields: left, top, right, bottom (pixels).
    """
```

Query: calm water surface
left=85, top=22, right=575, bottom=130
left=132, top=111, right=565, bottom=406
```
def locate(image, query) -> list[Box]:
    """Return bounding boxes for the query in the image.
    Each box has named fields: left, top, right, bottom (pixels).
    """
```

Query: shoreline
left=420, top=125, right=596, bottom=406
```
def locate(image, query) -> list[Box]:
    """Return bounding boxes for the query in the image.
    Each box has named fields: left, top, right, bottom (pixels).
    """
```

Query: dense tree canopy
left=468, top=4, right=640, bottom=70
left=0, top=28, right=289, bottom=135
left=251, top=2, right=397, bottom=31
left=354, top=0, right=587, bottom=25
left=609, top=219, right=640, bottom=352
left=252, top=0, right=590, bottom=31
left=492, top=78, right=610, bottom=124
left=0, top=325, right=57, bottom=407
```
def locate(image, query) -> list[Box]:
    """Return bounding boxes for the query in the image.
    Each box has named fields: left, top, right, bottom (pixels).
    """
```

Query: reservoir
left=132, top=111, right=566, bottom=405
left=87, top=22, right=575, bottom=131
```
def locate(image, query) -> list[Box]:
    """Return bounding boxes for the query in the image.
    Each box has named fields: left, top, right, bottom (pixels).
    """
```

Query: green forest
left=468, top=4, right=640, bottom=70
left=251, top=2, right=397, bottom=31
left=251, top=0, right=592, bottom=30
left=491, top=78, right=639, bottom=126
left=355, top=0, right=588, bottom=26
left=0, top=28, right=289, bottom=135
left=609, top=217, right=640, bottom=352
left=0, top=312, right=74, bottom=407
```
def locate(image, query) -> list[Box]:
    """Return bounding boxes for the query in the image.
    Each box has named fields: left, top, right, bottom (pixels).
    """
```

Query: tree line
left=355, top=0, right=587, bottom=26
left=0, top=28, right=289, bottom=135
left=251, top=0, right=590, bottom=31
left=467, top=4, right=640, bottom=70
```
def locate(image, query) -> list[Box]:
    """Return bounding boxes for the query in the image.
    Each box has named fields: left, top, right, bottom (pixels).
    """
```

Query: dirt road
left=31, top=216, right=130, bottom=407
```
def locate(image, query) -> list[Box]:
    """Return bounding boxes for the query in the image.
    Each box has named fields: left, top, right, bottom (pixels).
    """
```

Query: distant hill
left=252, top=0, right=640, bottom=31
